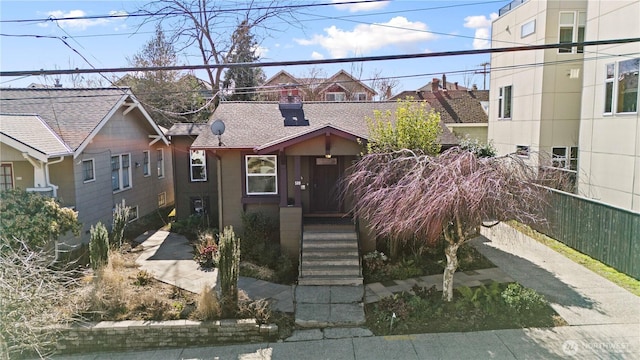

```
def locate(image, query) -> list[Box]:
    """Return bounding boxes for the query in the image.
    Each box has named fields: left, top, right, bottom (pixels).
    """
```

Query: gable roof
left=166, top=122, right=209, bottom=136
left=0, top=88, right=169, bottom=157
left=0, top=114, right=73, bottom=161
left=191, top=101, right=458, bottom=150
left=260, top=70, right=299, bottom=87
left=390, top=90, right=489, bottom=124
left=317, top=70, right=377, bottom=95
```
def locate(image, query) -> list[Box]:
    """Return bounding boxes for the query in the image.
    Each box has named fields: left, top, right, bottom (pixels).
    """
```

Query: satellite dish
left=211, top=119, right=225, bottom=146
left=211, top=119, right=225, bottom=135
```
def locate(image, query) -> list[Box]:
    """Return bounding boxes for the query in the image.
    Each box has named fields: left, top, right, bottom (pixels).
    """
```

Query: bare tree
left=369, top=69, right=399, bottom=100
left=140, top=0, right=300, bottom=99
left=344, top=148, right=549, bottom=301
left=296, top=66, right=327, bottom=101
left=0, top=240, right=83, bottom=358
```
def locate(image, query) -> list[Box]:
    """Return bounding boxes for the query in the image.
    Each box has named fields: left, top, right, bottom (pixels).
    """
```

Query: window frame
left=498, top=85, right=513, bottom=119
left=245, top=155, right=278, bottom=195
left=127, top=206, right=139, bottom=223
left=143, top=150, right=150, bottom=177
left=516, top=145, right=530, bottom=158
left=82, top=159, right=95, bottom=183
left=604, top=58, right=639, bottom=115
left=157, top=148, right=165, bottom=178
left=190, top=149, right=207, bottom=182
left=558, top=11, right=585, bottom=54
left=521, top=19, right=536, bottom=38
left=0, top=163, right=14, bottom=191
left=551, top=146, right=579, bottom=172
left=354, top=92, right=367, bottom=101
left=111, top=153, right=132, bottom=193
left=325, top=92, right=346, bottom=102
left=158, top=192, right=166, bottom=207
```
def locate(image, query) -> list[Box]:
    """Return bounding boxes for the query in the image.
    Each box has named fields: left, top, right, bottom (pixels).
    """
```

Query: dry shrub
left=237, top=290, right=273, bottom=324
left=239, top=261, right=276, bottom=282
left=83, top=252, right=130, bottom=320
left=193, top=285, right=221, bottom=320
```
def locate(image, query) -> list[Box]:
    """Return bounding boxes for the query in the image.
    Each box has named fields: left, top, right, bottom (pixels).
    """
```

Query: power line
left=2, top=38, right=638, bottom=78
left=0, top=0, right=390, bottom=24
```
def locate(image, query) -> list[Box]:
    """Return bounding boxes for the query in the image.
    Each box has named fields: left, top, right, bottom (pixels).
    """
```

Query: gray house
left=0, top=88, right=174, bottom=246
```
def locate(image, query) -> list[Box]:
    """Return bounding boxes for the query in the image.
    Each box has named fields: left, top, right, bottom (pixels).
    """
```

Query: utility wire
left=2, top=38, right=638, bottom=78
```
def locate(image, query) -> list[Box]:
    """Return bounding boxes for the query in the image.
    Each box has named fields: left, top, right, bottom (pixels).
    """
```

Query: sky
left=0, top=0, right=506, bottom=94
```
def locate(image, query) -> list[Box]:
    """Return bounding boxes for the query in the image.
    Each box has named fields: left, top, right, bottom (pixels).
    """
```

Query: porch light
left=325, top=154, right=332, bottom=159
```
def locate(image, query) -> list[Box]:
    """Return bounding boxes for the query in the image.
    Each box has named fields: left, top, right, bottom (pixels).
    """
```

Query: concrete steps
left=298, top=224, right=363, bottom=286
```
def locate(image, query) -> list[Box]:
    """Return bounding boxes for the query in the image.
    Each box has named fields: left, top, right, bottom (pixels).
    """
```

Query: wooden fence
left=534, top=189, right=640, bottom=280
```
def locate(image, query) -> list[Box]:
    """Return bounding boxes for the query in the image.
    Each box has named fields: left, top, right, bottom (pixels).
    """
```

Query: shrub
left=171, top=215, right=209, bottom=240
left=111, top=200, right=130, bottom=249
left=388, top=258, right=424, bottom=280
left=241, top=211, right=278, bottom=265
left=193, top=285, right=220, bottom=320
left=363, top=250, right=389, bottom=282
left=238, top=291, right=272, bottom=324
left=240, top=262, right=277, bottom=282
left=458, top=135, right=496, bottom=158
left=134, top=270, right=153, bottom=286
left=501, top=283, right=548, bottom=313
left=218, top=226, right=240, bottom=316
left=274, top=254, right=296, bottom=284
left=194, top=230, right=219, bottom=268
left=89, top=222, right=109, bottom=270
left=0, top=189, right=81, bottom=251
left=376, top=293, right=412, bottom=320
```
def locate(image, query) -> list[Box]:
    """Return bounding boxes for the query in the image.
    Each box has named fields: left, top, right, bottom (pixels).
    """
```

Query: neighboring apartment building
left=258, top=70, right=377, bottom=102
left=0, top=88, right=175, bottom=244
left=488, top=0, right=639, bottom=211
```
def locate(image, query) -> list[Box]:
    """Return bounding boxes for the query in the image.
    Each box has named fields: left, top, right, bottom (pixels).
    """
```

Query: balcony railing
left=26, top=187, right=55, bottom=198
left=499, top=0, right=528, bottom=16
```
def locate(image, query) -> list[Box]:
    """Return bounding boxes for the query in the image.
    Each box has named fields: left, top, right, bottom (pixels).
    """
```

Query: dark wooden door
left=312, top=157, right=340, bottom=212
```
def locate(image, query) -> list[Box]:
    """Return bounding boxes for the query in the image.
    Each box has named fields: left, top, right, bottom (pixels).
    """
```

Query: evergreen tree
left=223, top=21, right=266, bottom=101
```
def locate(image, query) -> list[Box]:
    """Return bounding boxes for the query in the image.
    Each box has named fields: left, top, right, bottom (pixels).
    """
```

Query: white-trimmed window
left=82, top=159, right=95, bottom=183
left=190, top=149, right=207, bottom=182
left=521, top=19, right=536, bottom=38
left=143, top=150, right=150, bottom=176
left=157, top=149, right=165, bottom=178
left=552, top=146, right=578, bottom=171
left=605, top=58, right=639, bottom=114
left=158, top=192, right=166, bottom=207
left=498, top=85, right=513, bottom=119
left=111, top=154, right=132, bottom=192
left=246, top=155, right=277, bottom=195
left=354, top=92, right=367, bottom=101
left=558, top=11, right=585, bottom=54
left=127, top=206, right=139, bottom=223
left=325, top=92, right=346, bottom=101
left=0, top=163, right=14, bottom=191
left=516, top=145, right=530, bottom=158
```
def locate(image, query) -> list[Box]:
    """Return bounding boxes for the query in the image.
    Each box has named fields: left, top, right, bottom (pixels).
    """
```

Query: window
left=127, top=206, right=139, bottom=223
left=516, top=145, right=530, bottom=158
left=246, top=155, right=277, bottom=195
left=0, top=163, right=14, bottom=191
left=552, top=147, right=578, bottom=171
left=111, top=154, right=132, bottom=192
left=354, top=92, right=367, bottom=101
left=558, top=11, right=585, bottom=54
left=190, top=149, right=207, bottom=182
left=521, top=19, right=536, bottom=38
left=82, top=159, right=95, bottom=182
left=158, top=192, right=166, bottom=207
left=605, top=58, right=639, bottom=114
left=190, top=196, right=209, bottom=216
left=498, top=85, right=513, bottom=119
left=325, top=92, right=346, bottom=101
left=157, top=149, right=165, bottom=178
left=143, top=150, right=150, bottom=176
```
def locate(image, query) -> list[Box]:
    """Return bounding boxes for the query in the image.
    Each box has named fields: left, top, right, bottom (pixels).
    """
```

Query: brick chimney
left=454, top=82, right=459, bottom=90
left=431, top=78, right=440, bottom=92
left=442, top=74, right=447, bottom=90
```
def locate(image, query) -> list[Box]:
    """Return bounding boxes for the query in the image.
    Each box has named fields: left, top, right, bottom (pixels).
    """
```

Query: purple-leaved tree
left=344, top=148, right=549, bottom=301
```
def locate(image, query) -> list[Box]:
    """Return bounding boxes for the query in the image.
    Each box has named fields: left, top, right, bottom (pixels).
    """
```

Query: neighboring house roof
left=260, top=70, right=299, bottom=87
left=418, top=81, right=468, bottom=92
left=0, top=88, right=169, bottom=157
left=0, top=114, right=73, bottom=161
left=191, top=101, right=459, bottom=150
left=317, top=70, right=377, bottom=96
left=166, top=123, right=209, bottom=136
left=390, top=90, right=489, bottom=124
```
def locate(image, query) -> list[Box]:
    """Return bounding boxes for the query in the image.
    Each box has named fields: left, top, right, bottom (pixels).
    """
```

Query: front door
left=311, top=157, right=340, bottom=213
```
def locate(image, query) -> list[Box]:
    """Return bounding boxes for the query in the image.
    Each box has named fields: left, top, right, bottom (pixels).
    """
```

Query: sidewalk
left=53, top=225, right=639, bottom=359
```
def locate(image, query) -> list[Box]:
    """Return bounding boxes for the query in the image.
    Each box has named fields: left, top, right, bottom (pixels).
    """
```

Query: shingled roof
left=390, top=90, right=489, bottom=124
left=191, top=101, right=459, bottom=150
left=0, top=88, right=168, bottom=155
left=0, top=114, right=73, bottom=161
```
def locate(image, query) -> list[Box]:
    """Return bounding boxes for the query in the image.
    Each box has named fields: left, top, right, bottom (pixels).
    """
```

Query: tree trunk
left=442, top=241, right=460, bottom=302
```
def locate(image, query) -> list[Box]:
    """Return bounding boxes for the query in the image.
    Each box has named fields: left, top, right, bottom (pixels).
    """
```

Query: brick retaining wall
left=54, top=319, right=278, bottom=354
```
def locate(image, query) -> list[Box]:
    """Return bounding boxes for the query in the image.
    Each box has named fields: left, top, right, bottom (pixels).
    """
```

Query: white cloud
left=331, top=0, right=389, bottom=12
left=254, top=45, right=268, bottom=58
left=38, top=9, right=127, bottom=31
left=463, top=13, right=498, bottom=50
left=295, top=16, right=435, bottom=58
left=311, top=51, right=325, bottom=60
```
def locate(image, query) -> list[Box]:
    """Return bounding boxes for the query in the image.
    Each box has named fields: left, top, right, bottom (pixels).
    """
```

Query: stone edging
left=54, top=318, right=278, bottom=355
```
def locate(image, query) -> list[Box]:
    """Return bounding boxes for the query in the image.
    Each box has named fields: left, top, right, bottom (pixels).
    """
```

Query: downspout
left=214, top=152, right=223, bottom=229
left=45, top=156, right=65, bottom=198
